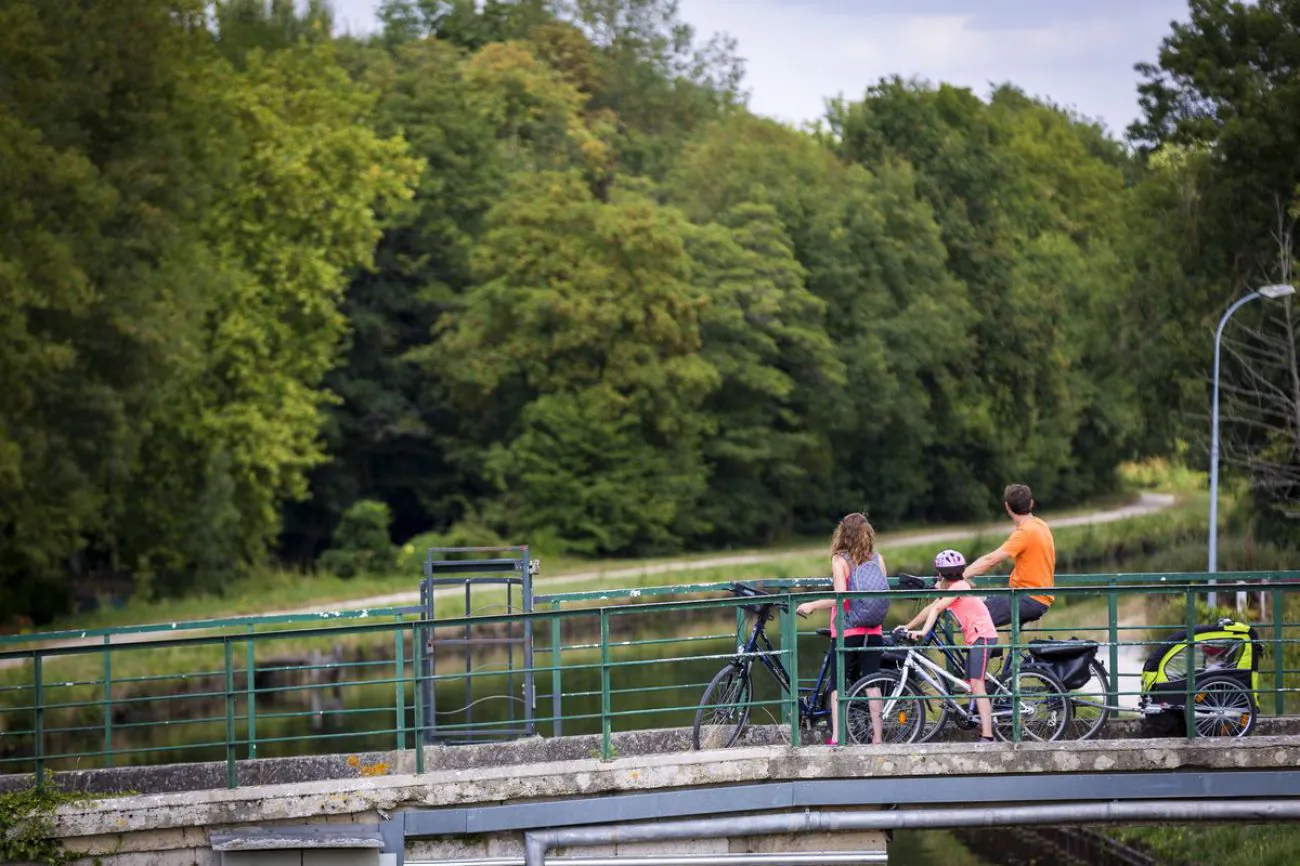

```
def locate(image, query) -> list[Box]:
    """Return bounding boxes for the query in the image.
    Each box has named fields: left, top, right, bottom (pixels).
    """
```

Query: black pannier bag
left=1027, top=638, right=1098, bottom=690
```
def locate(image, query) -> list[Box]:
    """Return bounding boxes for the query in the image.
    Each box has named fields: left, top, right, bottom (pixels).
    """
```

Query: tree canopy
left=4, top=0, right=1296, bottom=621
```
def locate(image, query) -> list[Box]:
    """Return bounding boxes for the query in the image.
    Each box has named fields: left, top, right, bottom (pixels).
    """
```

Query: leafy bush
left=0, top=776, right=84, bottom=864
left=319, top=500, right=396, bottom=579
left=396, top=515, right=505, bottom=574
left=1117, top=452, right=1206, bottom=493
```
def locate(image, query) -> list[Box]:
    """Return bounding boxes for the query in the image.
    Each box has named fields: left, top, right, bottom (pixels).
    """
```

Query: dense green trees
left=0, top=0, right=418, bottom=617
left=1127, top=0, right=1300, bottom=538
left=4, top=0, right=1296, bottom=620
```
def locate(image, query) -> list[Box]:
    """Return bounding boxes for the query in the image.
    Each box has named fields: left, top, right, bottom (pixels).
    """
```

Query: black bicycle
left=691, top=582, right=921, bottom=750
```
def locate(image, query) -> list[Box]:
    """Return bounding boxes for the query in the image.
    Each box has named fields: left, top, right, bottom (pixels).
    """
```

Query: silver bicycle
left=846, top=628, right=1072, bottom=744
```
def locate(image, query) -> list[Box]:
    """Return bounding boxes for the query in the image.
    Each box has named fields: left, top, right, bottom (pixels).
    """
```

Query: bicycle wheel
left=692, top=663, right=752, bottom=750
left=992, top=666, right=1071, bottom=742
left=844, top=670, right=925, bottom=745
left=1191, top=673, right=1256, bottom=738
left=1063, top=658, right=1111, bottom=740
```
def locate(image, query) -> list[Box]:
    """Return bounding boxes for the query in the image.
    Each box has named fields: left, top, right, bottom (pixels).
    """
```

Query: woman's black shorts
left=827, top=632, right=885, bottom=691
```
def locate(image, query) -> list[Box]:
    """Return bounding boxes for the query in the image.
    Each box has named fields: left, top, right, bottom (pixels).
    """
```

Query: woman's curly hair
left=830, top=512, right=876, bottom=565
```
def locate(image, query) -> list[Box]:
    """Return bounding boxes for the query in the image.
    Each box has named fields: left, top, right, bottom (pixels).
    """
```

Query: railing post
left=1273, top=585, right=1285, bottom=717
left=600, top=608, right=612, bottom=759
left=414, top=622, right=425, bottom=774
left=102, top=635, right=112, bottom=769
left=245, top=625, right=256, bottom=760
left=1010, top=589, right=1021, bottom=743
left=1107, top=576, right=1120, bottom=711
left=395, top=622, right=406, bottom=751
left=224, top=638, right=237, bottom=788
left=835, top=589, right=846, bottom=744
left=33, top=654, right=44, bottom=787
left=1184, top=588, right=1197, bottom=740
left=551, top=600, right=563, bottom=737
left=781, top=592, right=800, bottom=746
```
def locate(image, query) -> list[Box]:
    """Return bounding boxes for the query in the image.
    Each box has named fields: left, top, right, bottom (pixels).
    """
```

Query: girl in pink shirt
left=902, top=549, right=997, bottom=742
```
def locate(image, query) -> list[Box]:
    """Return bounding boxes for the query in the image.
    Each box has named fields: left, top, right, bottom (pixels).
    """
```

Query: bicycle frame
left=737, top=612, right=793, bottom=691
left=736, top=608, right=837, bottom=726
left=889, top=637, right=1022, bottom=724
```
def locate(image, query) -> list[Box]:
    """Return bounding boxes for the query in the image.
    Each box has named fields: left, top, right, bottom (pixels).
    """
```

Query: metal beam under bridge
left=380, top=770, right=1300, bottom=865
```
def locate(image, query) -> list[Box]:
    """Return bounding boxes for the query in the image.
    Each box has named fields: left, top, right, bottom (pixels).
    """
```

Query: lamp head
left=1258, top=284, right=1296, bottom=300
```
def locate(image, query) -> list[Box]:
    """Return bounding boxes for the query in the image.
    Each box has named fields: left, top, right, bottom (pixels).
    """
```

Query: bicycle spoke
left=994, top=669, right=1070, bottom=742
left=846, top=672, right=924, bottom=745
left=693, top=664, right=752, bottom=750
left=1063, top=659, right=1111, bottom=740
left=1192, top=677, right=1255, bottom=738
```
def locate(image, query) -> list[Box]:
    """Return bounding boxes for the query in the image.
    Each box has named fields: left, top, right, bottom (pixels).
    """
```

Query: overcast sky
left=328, top=0, right=1190, bottom=138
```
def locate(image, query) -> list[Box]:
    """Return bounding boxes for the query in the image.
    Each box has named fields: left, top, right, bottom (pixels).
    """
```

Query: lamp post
left=1208, top=283, right=1296, bottom=610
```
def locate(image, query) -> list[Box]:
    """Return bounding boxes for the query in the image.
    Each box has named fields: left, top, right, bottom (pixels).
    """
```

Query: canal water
left=891, top=830, right=996, bottom=864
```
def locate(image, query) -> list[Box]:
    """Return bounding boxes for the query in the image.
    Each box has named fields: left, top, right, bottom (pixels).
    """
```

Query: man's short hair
left=1004, top=484, right=1033, bottom=515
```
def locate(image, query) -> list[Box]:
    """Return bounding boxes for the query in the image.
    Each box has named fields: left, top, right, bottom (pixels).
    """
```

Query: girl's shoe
left=978, top=736, right=995, bottom=743
left=825, top=737, right=838, bottom=746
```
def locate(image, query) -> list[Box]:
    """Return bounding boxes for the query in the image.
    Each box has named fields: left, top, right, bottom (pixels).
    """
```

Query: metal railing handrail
left=8, top=570, right=1296, bottom=650
left=537, top=570, right=1300, bottom=604
left=0, top=580, right=1281, bottom=673
left=0, top=576, right=1293, bottom=789
left=0, top=605, right=421, bottom=649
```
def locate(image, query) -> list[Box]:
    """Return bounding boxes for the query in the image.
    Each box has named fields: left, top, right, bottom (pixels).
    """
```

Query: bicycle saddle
left=896, top=573, right=933, bottom=590
left=730, top=582, right=769, bottom=597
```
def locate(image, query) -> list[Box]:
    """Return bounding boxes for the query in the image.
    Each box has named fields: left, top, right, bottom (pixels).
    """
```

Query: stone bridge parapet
left=28, top=726, right=1300, bottom=865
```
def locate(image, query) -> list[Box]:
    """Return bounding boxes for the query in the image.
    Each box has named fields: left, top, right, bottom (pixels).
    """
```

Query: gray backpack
left=842, top=552, right=889, bottom=629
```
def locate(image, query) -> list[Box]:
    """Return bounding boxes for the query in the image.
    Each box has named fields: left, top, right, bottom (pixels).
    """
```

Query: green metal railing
left=0, top=605, right=421, bottom=650
left=0, top=572, right=1295, bottom=788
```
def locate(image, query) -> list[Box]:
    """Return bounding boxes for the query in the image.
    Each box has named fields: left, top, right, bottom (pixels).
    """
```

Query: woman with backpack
left=795, top=512, right=887, bottom=746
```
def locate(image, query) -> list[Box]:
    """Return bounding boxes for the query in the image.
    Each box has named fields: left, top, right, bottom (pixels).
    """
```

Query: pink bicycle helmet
left=933, top=549, right=967, bottom=579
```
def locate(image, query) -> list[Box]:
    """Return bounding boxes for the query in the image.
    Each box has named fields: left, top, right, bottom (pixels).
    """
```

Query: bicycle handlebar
left=728, top=582, right=789, bottom=614
left=891, top=625, right=923, bottom=644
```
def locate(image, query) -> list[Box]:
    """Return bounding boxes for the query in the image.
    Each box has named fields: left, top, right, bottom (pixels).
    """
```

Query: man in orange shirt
left=962, top=483, right=1055, bottom=628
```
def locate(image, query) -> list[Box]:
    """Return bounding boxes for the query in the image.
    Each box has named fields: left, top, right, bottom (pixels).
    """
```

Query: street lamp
left=1208, top=283, right=1296, bottom=610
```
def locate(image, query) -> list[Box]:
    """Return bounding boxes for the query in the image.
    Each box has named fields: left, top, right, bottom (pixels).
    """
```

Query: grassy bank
left=18, top=489, right=1168, bottom=636
left=1111, top=824, right=1300, bottom=866
left=19, top=484, right=1246, bottom=641
left=0, top=489, right=1225, bottom=716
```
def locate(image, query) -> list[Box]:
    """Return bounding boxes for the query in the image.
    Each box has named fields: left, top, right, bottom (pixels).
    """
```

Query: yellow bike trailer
left=1138, top=618, right=1259, bottom=737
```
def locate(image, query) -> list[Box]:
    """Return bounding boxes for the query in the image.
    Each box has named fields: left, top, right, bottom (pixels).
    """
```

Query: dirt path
left=5, top=492, right=1175, bottom=663
left=292, top=491, right=1177, bottom=615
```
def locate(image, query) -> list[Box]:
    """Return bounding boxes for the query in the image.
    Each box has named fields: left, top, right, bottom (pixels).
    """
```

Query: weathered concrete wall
left=6, top=726, right=781, bottom=795
left=11, top=717, right=1300, bottom=797
left=35, top=732, right=1300, bottom=865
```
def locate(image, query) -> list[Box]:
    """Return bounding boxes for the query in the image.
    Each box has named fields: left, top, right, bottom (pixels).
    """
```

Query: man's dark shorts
left=984, top=595, right=1050, bottom=629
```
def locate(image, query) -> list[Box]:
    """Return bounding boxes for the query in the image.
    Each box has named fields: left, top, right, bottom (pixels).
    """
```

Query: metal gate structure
left=418, top=545, right=537, bottom=744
